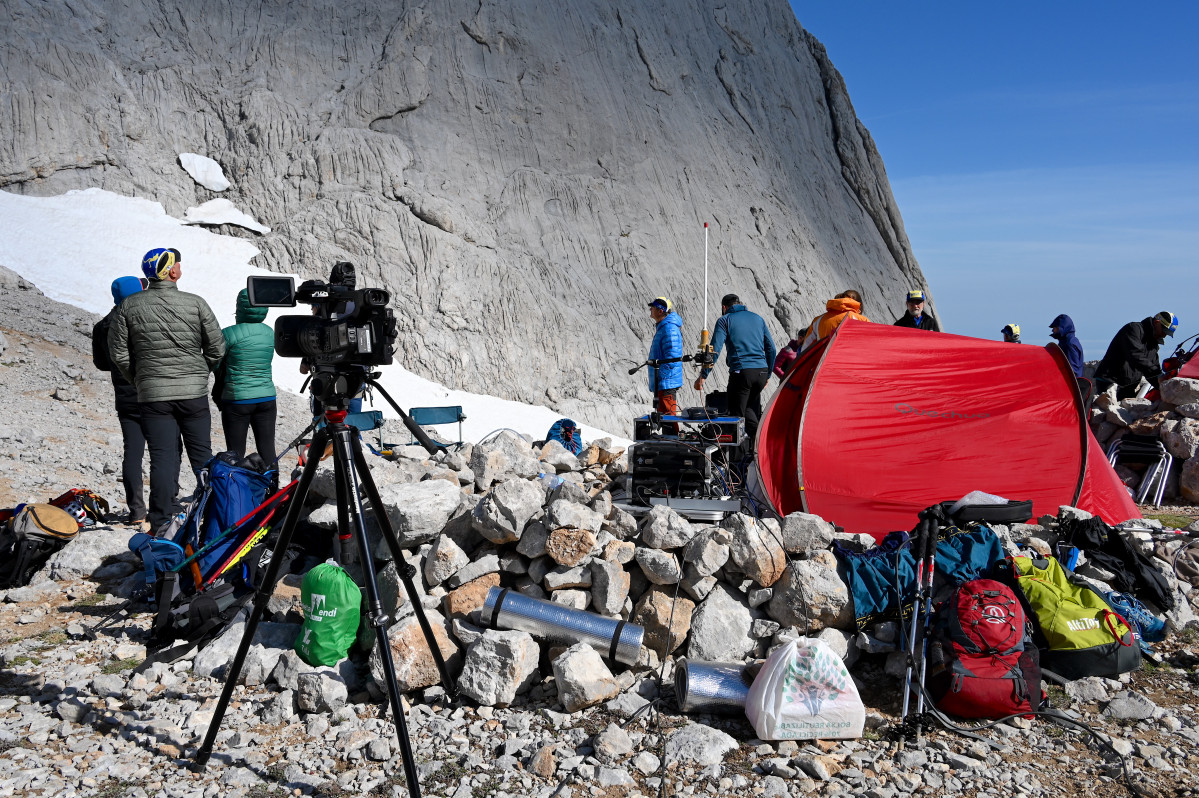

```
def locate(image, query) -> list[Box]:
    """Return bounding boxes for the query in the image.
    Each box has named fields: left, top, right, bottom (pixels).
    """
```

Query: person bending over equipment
left=1094, top=311, right=1178, bottom=399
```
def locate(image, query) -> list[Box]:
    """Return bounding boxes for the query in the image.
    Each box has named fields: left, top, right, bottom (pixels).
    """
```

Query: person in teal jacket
left=218, top=289, right=277, bottom=463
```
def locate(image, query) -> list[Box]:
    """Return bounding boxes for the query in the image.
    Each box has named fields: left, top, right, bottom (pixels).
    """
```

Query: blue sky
left=790, top=2, right=1198, bottom=355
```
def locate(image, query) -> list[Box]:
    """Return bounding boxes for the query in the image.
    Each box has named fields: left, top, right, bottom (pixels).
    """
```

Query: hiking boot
left=137, top=520, right=152, bottom=533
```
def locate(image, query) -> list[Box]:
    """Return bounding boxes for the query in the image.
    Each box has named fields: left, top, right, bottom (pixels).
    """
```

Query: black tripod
left=194, top=377, right=456, bottom=798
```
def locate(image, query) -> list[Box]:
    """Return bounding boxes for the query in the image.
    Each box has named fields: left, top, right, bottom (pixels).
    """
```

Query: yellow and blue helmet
left=141, top=247, right=180, bottom=281
left=1154, top=311, right=1179, bottom=337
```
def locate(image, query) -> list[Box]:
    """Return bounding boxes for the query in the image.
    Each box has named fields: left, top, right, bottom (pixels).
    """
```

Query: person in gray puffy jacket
left=109, top=248, right=225, bottom=532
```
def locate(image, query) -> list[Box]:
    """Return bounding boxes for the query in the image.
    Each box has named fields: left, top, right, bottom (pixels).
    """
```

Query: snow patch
left=0, top=188, right=261, bottom=320
left=183, top=198, right=271, bottom=234
left=178, top=153, right=231, bottom=191
left=0, top=188, right=625, bottom=445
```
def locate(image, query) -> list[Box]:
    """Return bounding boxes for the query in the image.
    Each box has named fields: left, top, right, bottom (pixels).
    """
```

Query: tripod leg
left=350, top=435, right=457, bottom=696
left=193, top=426, right=328, bottom=770
left=329, top=426, right=424, bottom=798
left=332, top=448, right=353, bottom=564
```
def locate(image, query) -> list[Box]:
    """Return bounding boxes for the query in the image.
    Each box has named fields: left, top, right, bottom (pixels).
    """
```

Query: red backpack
left=926, top=579, right=1042, bottom=719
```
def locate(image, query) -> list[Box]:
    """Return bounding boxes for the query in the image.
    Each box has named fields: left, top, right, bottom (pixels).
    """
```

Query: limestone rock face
left=0, top=0, right=929, bottom=434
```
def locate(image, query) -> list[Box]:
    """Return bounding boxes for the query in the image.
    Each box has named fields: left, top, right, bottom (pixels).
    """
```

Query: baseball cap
left=648, top=297, right=671, bottom=311
left=1154, top=311, right=1179, bottom=337
left=1001, top=323, right=1021, bottom=337
left=141, top=247, right=180, bottom=281
left=905, top=290, right=926, bottom=303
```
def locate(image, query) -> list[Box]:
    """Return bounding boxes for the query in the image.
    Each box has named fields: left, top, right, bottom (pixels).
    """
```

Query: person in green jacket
left=109, top=248, right=225, bottom=532
left=218, top=289, right=277, bottom=463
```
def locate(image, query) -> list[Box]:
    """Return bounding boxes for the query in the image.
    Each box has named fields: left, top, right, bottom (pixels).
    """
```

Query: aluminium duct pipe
left=480, top=587, right=644, bottom=666
left=674, top=658, right=756, bottom=714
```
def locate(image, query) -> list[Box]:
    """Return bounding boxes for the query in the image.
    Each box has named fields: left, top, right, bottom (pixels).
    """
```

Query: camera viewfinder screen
left=246, top=276, right=296, bottom=307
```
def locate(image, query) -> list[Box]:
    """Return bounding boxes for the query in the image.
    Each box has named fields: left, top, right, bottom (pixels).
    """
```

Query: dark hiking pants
left=222, top=400, right=278, bottom=464
left=727, top=367, right=770, bottom=442
left=117, top=411, right=147, bottom=521
left=141, top=397, right=213, bottom=531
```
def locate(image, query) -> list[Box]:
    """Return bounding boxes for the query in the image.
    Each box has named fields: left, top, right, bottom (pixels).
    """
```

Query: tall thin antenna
left=697, top=222, right=715, bottom=378
left=703, top=222, right=709, bottom=326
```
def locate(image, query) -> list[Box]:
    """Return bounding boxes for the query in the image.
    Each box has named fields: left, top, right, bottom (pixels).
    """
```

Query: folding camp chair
left=407, top=406, right=466, bottom=446
left=1107, top=433, right=1172, bottom=506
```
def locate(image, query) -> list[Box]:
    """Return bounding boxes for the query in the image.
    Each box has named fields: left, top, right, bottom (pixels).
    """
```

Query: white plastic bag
left=948, top=490, right=1009, bottom=516
left=744, top=638, right=864, bottom=740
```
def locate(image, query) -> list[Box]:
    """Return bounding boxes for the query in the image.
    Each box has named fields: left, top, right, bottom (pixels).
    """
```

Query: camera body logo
left=894, top=403, right=990, bottom=421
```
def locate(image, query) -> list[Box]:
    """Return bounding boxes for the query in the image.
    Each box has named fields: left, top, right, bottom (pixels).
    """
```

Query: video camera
left=246, top=262, right=397, bottom=368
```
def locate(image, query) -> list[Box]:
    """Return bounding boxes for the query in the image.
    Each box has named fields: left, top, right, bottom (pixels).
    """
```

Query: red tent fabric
left=1178, top=353, right=1199, bottom=380
left=755, top=320, right=1140, bottom=539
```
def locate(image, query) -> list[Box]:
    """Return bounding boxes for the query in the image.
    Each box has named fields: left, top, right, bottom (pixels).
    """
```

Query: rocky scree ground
left=2, top=272, right=1199, bottom=798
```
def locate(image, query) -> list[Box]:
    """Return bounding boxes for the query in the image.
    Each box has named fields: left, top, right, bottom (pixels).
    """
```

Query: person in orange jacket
left=800, top=290, right=870, bottom=352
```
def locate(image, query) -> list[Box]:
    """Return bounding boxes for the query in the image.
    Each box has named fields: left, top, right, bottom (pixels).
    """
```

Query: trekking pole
left=899, top=517, right=928, bottom=726
left=913, top=507, right=941, bottom=746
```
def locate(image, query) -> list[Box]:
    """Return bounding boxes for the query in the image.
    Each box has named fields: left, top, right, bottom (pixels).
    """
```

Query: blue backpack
left=546, top=418, right=583, bottom=455
left=187, top=454, right=272, bottom=578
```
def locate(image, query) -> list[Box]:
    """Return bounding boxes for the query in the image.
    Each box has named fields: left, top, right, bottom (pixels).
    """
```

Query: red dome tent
left=754, top=320, right=1140, bottom=540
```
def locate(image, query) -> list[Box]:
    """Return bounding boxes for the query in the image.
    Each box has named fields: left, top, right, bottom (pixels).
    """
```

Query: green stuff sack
left=1000, top=555, right=1140, bottom=680
left=295, top=561, right=361, bottom=666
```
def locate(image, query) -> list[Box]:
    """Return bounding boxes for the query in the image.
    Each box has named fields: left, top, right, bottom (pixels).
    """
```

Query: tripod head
left=309, top=364, right=372, bottom=411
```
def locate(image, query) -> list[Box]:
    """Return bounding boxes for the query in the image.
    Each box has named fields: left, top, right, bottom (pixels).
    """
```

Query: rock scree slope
left=0, top=0, right=929, bottom=433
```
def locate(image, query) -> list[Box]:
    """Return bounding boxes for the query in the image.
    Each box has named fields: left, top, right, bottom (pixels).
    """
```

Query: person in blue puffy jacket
left=1049, top=314, right=1085, bottom=378
left=646, top=297, right=684, bottom=416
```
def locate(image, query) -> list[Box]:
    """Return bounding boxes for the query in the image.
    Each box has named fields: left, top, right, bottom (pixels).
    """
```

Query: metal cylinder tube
left=674, top=658, right=755, bottom=714
left=480, top=587, right=644, bottom=666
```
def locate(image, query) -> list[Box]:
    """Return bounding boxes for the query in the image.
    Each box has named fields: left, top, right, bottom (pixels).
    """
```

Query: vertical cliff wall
left=0, top=0, right=930, bottom=433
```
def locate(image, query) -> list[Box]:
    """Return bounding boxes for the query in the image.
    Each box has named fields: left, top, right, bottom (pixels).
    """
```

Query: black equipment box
left=628, top=440, right=722, bottom=505
left=633, top=414, right=744, bottom=449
